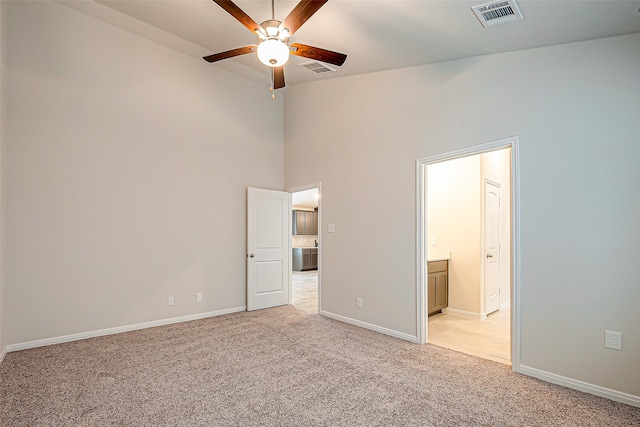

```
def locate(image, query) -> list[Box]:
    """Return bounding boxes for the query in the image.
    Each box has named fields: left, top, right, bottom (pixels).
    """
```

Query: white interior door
left=485, top=180, right=501, bottom=315
left=247, top=187, right=290, bottom=311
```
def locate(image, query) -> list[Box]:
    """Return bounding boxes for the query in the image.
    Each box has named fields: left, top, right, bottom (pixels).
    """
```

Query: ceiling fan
left=203, top=0, right=347, bottom=96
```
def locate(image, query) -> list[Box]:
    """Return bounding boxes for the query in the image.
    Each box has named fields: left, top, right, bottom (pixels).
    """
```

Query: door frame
left=287, top=182, right=322, bottom=312
left=416, top=136, right=521, bottom=371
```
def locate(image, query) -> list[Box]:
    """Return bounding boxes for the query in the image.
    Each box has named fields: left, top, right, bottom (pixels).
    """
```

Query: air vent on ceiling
left=300, top=61, right=337, bottom=74
left=472, top=0, right=523, bottom=28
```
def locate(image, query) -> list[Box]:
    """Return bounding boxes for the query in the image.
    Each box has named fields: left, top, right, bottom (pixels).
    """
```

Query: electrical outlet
left=431, top=237, right=437, bottom=246
left=605, top=330, right=622, bottom=350
left=356, top=298, right=363, bottom=309
left=196, top=292, right=203, bottom=302
left=167, top=296, right=174, bottom=306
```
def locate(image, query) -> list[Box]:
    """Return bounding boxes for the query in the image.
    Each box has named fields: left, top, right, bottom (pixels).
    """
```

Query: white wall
left=427, top=156, right=481, bottom=313
left=285, top=33, right=640, bottom=397
left=4, top=1, right=284, bottom=344
left=0, top=0, right=6, bottom=358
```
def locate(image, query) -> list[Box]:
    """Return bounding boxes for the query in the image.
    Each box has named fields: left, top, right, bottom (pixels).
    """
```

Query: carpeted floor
left=1, top=305, right=639, bottom=426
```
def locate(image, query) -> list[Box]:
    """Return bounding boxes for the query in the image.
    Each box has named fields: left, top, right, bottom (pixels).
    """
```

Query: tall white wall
left=0, top=0, right=6, bottom=358
left=285, top=33, right=640, bottom=397
left=427, top=156, right=481, bottom=314
left=4, top=1, right=284, bottom=344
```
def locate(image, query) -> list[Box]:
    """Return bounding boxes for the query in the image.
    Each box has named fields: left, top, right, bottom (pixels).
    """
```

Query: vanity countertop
left=427, top=251, right=451, bottom=262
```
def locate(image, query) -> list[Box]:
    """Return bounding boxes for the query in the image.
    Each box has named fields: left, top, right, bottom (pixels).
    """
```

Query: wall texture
left=4, top=1, right=284, bottom=344
left=0, top=0, right=6, bottom=358
left=285, top=34, right=640, bottom=397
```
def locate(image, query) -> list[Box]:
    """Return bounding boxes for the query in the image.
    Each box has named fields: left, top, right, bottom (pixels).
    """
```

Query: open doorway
left=417, top=137, right=521, bottom=369
left=290, top=186, right=320, bottom=313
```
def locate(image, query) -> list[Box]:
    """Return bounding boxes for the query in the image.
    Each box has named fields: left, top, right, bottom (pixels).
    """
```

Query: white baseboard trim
left=319, top=310, right=419, bottom=343
left=519, top=365, right=640, bottom=408
left=441, top=307, right=487, bottom=320
left=6, top=306, right=246, bottom=353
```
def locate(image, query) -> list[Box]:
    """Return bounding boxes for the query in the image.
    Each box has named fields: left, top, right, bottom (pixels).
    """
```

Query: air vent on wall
left=300, top=61, right=337, bottom=74
left=472, top=0, right=523, bottom=28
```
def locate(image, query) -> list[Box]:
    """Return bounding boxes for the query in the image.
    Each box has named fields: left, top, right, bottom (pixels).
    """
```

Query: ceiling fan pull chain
left=270, top=68, right=275, bottom=100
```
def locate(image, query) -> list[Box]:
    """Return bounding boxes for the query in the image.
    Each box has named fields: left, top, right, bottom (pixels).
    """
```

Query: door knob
left=486, top=254, right=493, bottom=258
left=248, top=254, right=255, bottom=258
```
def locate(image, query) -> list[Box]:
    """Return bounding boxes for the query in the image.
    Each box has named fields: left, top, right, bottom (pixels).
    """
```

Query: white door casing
left=247, top=187, right=290, bottom=311
left=485, top=180, right=501, bottom=315
left=417, top=136, right=520, bottom=370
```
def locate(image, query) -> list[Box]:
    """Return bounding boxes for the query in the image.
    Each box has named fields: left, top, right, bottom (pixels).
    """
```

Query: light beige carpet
left=1, top=305, right=638, bottom=426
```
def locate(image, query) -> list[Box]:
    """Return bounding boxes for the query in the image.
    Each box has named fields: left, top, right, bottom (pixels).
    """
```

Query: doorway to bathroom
left=417, top=137, right=521, bottom=368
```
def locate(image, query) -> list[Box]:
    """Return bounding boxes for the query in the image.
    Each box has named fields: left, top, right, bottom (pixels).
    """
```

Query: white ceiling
left=292, top=188, right=319, bottom=210
left=74, top=1, right=640, bottom=87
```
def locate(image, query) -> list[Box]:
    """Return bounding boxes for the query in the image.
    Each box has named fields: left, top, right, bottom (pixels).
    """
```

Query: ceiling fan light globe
left=257, top=39, right=290, bottom=67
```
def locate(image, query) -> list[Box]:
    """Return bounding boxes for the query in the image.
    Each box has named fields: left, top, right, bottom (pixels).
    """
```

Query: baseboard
left=319, top=310, right=419, bottom=343
left=6, top=306, right=246, bottom=353
left=518, top=364, right=640, bottom=408
left=0, top=347, right=6, bottom=365
left=441, top=307, right=487, bottom=320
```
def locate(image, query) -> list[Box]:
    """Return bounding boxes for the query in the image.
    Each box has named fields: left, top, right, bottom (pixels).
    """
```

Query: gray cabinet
left=292, top=211, right=305, bottom=235
left=292, top=248, right=318, bottom=271
left=428, top=260, right=448, bottom=315
left=309, top=212, right=318, bottom=235
left=292, top=210, right=318, bottom=235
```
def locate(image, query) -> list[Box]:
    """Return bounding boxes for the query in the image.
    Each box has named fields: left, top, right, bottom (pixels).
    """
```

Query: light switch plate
left=328, top=224, right=336, bottom=233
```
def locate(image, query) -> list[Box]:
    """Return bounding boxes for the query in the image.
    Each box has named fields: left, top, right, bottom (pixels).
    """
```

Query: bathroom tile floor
left=428, top=308, right=511, bottom=365
left=292, top=270, right=318, bottom=313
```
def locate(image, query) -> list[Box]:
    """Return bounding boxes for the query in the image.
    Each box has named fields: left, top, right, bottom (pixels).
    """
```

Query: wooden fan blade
left=212, top=0, right=261, bottom=34
left=290, top=43, right=347, bottom=66
left=273, top=66, right=285, bottom=89
left=281, top=0, right=328, bottom=36
left=203, top=46, right=256, bottom=63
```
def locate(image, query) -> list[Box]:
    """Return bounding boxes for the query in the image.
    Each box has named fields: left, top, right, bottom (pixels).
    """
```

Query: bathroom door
left=485, top=180, right=501, bottom=315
